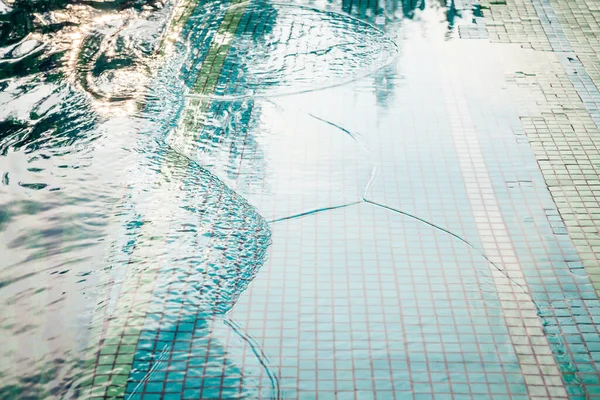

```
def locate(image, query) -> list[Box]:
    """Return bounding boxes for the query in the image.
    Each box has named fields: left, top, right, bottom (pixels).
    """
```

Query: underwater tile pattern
left=455, top=0, right=600, bottom=396
left=448, top=54, right=600, bottom=398
left=69, top=0, right=600, bottom=399
left=479, top=0, right=600, bottom=290
left=443, top=84, right=566, bottom=399
left=236, top=203, right=540, bottom=399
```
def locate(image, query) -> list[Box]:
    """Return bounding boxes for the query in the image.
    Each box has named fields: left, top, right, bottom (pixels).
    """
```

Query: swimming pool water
left=2, top=0, right=600, bottom=398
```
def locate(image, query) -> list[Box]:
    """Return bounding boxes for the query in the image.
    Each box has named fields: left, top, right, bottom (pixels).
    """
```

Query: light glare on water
left=1, top=0, right=599, bottom=398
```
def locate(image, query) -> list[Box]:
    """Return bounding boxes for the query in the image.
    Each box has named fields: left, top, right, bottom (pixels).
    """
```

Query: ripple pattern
left=160, top=0, right=398, bottom=99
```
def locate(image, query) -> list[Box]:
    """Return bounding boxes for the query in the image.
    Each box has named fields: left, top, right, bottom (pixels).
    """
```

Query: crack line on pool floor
left=308, top=113, right=361, bottom=140
left=267, top=200, right=363, bottom=223
left=224, top=318, right=281, bottom=400
left=305, top=110, right=535, bottom=298
left=362, top=195, right=570, bottom=359
left=269, top=193, right=534, bottom=300
left=269, top=105, right=571, bottom=359
left=362, top=197, right=532, bottom=296
left=269, top=102, right=535, bottom=299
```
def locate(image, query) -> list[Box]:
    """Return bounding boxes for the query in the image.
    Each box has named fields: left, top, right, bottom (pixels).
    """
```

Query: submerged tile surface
left=78, top=0, right=600, bottom=398
left=3, top=0, right=600, bottom=398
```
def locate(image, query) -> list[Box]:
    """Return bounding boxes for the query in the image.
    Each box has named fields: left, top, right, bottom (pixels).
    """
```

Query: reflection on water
left=1, top=0, right=498, bottom=397
left=339, top=0, right=478, bottom=33
left=65, top=140, right=274, bottom=399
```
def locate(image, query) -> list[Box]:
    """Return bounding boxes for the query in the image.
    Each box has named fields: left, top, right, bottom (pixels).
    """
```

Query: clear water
left=1, top=0, right=599, bottom=398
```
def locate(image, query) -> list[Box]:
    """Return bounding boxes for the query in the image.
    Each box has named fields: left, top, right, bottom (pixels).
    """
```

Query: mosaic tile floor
left=78, top=0, right=600, bottom=398
left=4, top=0, right=600, bottom=399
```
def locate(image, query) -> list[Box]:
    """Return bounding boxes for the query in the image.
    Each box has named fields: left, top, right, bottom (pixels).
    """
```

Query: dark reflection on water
left=340, top=0, right=475, bottom=31
left=1, top=0, right=185, bottom=395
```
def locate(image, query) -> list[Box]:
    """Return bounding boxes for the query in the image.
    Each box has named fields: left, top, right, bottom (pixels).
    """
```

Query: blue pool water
left=2, top=0, right=600, bottom=399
